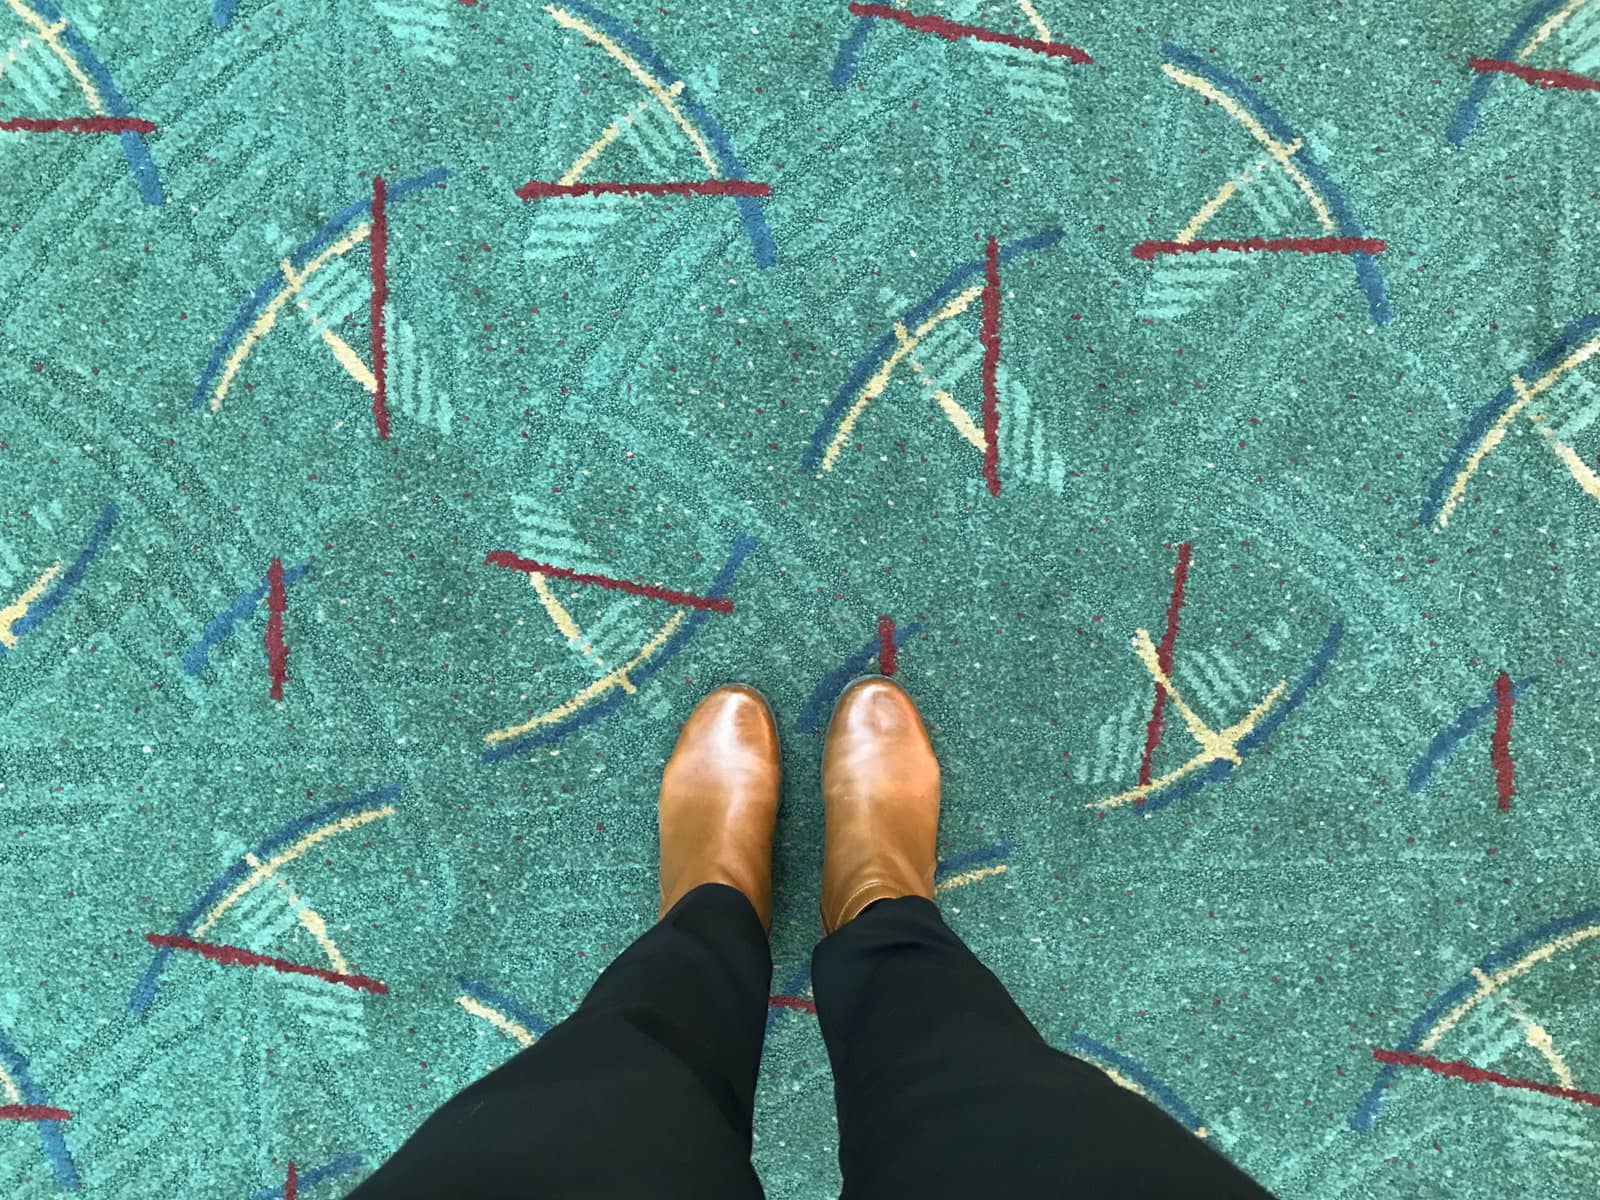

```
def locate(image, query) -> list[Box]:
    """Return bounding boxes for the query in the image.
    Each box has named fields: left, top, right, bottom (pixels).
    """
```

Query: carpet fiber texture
left=2, top=0, right=1599, bottom=1196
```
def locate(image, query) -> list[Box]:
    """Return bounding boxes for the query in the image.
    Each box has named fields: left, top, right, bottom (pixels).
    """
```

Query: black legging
left=351, top=883, right=1274, bottom=1197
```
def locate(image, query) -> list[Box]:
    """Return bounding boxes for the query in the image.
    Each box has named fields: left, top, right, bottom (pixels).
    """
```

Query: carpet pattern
left=2, top=0, right=1599, bottom=1195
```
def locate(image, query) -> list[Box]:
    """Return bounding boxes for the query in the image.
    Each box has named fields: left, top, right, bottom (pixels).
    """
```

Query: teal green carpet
left=3, top=0, right=1599, bottom=1195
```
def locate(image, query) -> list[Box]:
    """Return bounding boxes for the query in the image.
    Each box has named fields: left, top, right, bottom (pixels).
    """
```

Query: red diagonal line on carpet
left=0, top=116, right=155, bottom=133
left=847, top=3, right=1092, bottom=63
left=1470, top=57, right=1600, bottom=92
left=516, top=180, right=772, bottom=201
left=878, top=616, right=897, bottom=676
left=370, top=174, right=391, bottom=440
left=1132, top=236, right=1387, bottom=260
left=980, top=234, right=1002, bottom=497
left=266, top=557, right=289, bottom=700
left=144, top=933, right=389, bottom=995
left=1137, top=542, right=1194, bottom=793
left=285, top=1160, right=298, bottom=1200
left=1373, top=1049, right=1600, bottom=1110
left=768, top=995, right=816, bottom=1013
left=483, top=551, right=735, bottom=613
left=1492, top=670, right=1516, bottom=811
left=0, top=1105, right=71, bottom=1121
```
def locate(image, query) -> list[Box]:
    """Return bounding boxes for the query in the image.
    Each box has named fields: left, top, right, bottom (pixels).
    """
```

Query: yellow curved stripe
left=545, top=5, right=718, bottom=176
left=456, top=994, right=538, bottom=1048
left=1437, top=332, right=1600, bottom=527
left=1417, top=925, right=1600, bottom=1054
left=252, top=855, right=352, bottom=975
left=562, top=86, right=681, bottom=185
left=933, top=391, right=987, bottom=450
left=0, top=560, right=61, bottom=649
left=935, top=863, right=1008, bottom=893
left=530, top=574, right=584, bottom=644
left=1088, top=628, right=1287, bottom=810
left=210, top=223, right=371, bottom=411
left=1162, top=62, right=1335, bottom=233
left=289, top=285, right=378, bottom=394
left=485, top=608, right=687, bottom=744
left=820, top=284, right=987, bottom=474
left=1178, top=179, right=1237, bottom=244
left=530, top=574, right=627, bottom=683
left=1435, top=378, right=1538, bottom=529
left=1016, top=0, right=1051, bottom=41
left=322, top=328, right=378, bottom=394
left=902, top=326, right=987, bottom=451
left=1545, top=433, right=1600, bottom=505
left=6, top=0, right=102, bottom=115
left=1520, top=0, right=1592, bottom=60
left=1519, top=1012, right=1576, bottom=1088
left=1176, top=148, right=1291, bottom=242
left=193, top=805, right=395, bottom=938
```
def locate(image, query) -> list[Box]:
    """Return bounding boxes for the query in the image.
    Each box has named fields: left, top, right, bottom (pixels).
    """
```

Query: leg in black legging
left=812, top=896, right=1275, bottom=1199
left=351, top=883, right=770, bottom=1200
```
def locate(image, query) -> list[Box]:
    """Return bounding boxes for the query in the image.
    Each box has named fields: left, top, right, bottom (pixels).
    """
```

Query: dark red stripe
left=1137, top=542, right=1193, bottom=791
left=145, top=933, right=389, bottom=995
left=768, top=995, right=817, bottom=1013
left=265, top=557, right=289, bottom=701
left=980, top=234, right=1002, bottom=497
left=515, top=179, right=772, bottom=201
left=0, top=1105, right=71, bottom=1122
left=1492, top=670, right=1515, bottom=811
left=370, top=175, right=390, bottom=440
left=878, top=616, right=897, bottom=676
left=285, top=1161, right=298, bottom=1200
left=1373, top=1048, right=1600, bottom=1109
left=848, top=3, right=1091, bottom=63
left=483, top=550, right=735, bottom=613
left=1131, top=236, right=1387, bottom=260
left=1470, top=57, right=1600, bottom=92
left=0, top=116, right=156, bottom=134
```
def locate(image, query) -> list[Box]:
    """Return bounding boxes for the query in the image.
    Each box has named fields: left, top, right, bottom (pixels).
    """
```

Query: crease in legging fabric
left=348, top=882, right=771, bottom=1199
left=811, top=896, right=1277, bottom=1199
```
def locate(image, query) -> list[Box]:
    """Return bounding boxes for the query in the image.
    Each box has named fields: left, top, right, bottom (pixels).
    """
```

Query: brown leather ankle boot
left=658, top=684, right=782, bottom=930
left=820, top=675, right=940, bottom=934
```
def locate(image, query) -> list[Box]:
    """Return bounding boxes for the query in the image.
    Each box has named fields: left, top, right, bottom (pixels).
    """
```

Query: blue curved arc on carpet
left=246, top=1153, right=364, bottom=1200
left=829, top=13, right=876, bottom=89
left=126, top=785, right=401, bottom=1018
left=1161, top=43, right=1389, bottom=325
left=555, top=0, right=776, bottom=268
left=1350, top=900, right=1600, bottom=1131
left=0, top=503, right=117, bottom=664
left=183, top=560, right=312, bottom=676
left=1068, top=1033, right=1208, bottom=1133
left=1408, top=675, right=1537, bottom=794
left=457, top=977, right=554, bottom=1038
left=481, top=533, right=759, bottom=763
left=211, top=0, right=241, bottom=27
left=934, top=839, right=1012, bottom=880
left=190, top=167, right=450, bottom=409
left=1446, top=0, right=1569, bottom=145
left=14, top=0, right=163, bottom=204
left=1420, top=313, right=1600, bottom=524
left=1137, top=619, right=1344, bottom=815
left=800, top=229, right=1064, bottom=471
left=792, top=620, right=924, bottom=733
left=0, top=1025, right=79, bottom=1190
